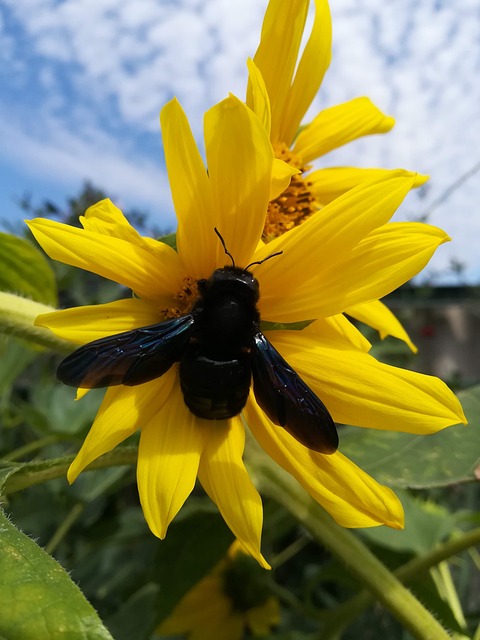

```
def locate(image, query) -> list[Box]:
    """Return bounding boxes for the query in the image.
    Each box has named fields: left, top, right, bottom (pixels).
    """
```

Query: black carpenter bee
left=57, top=230, right=338, bottom=454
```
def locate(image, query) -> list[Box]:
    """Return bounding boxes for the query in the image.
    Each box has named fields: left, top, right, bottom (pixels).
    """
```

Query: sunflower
left=247, top=0, right=426, bottom=350
left=157, top=540, right=280, bottom=639
left=27, top=95, right=465, bottom=567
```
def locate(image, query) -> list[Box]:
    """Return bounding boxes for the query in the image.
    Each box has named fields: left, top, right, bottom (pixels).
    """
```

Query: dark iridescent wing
left=57, top=315, right=195, bottom=388
left=251, top=332, right=338, bottom=454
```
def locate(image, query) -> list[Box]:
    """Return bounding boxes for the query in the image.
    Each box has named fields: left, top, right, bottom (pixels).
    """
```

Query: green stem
left=252, top=453, right=452, bottom=640
left=3, top=435, right=59, bottom=462
left=303, top=515, right=480, bottom=636
left=45, top=503, right=84, bottom=555
left=270, top=535, right=309, bottom=570
left=2, top=446, right=138, bottom=495
left=0, top=292, right=72, bottom=352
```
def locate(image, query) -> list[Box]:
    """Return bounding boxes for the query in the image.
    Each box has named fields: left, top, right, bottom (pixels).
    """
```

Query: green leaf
left=106, top=583, right=160, bottom=640
left=358, top=490, right=460, bottom=554
left=158, top=232, right=177, bottom=251
left=0, top=232, right=57, bottom=306
left=0, top=339, right=37, bottom=397
left=260, top=319, right=313, bottom=332
left=28, top=383, right=104, bottom=435
left=0, top=507, right=113, bottom=640
left=339, top=385, right=480, bottom=489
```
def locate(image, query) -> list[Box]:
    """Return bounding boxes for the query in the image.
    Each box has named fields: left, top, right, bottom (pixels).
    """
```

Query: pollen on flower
left=263, top=142, right=318, bottom=241
left=160, top=276, right=199, bottom=318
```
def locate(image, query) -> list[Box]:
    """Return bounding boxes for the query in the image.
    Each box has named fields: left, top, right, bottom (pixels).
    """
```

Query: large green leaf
left=0, top=232, right=57, bottom=305
left=340, top=386, right=480, bottom=489
left=0, top=507, right=113, bottom=640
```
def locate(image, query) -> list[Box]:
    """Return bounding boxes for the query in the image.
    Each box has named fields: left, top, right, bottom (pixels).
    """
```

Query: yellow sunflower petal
left=137, top=379, right=207, bottom=539
left=160, top=98, right=216, bottom=279
left=79, top=198, right=165, bottom=255
left=309, top=222, right=449, bottom=318
left=271, top=158, right=300, bottom=200
left=260, top=221, right=449, bottom=322
left=255, top=172, right=416, bottom=319
left=67, top=372, right=175, bottom=483
left=246, top=58, right=271, bottom=136
left=309, top=167, right=429, bottom=206
left=346, top=299, right=417, bottom=353
left=303, top=315, right=372, bottom=352
left=246, top=597, right=281, bottom=634
left=197, top=416, right=269, bottom=569
left=269, top=331, right=467, bottom=433
left=281, top=0, right=332, bottom=146
left=199, top=613, right=244, bottom=640
left=204, top=95, right=274, bottom=269
left=158, top=576, right=235, bottom=638
left=249, top=0, right=309, bottom=145
left=245, top=394, right=404, bottom=529
left=35, top=298, right=163, bottom=344
left=294, top=97, right=395, bottom=164
left=26, top=218, right=183, bottom=302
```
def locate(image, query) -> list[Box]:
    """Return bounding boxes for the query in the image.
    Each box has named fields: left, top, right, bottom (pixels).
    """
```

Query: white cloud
left=0, top=109, right=174, bottom=226
left=3, top=0, right=267, bottom=131
left=1, top=0, right=479, bottom=281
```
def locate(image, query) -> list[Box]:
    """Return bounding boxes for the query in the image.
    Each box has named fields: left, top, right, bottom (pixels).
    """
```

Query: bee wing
left=251, top=332, right=338, bottom=454
left=57, top=315, right=195, bottom=388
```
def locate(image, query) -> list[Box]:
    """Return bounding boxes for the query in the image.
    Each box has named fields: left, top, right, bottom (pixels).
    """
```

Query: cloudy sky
left=1, top=0, right=479, bottom=283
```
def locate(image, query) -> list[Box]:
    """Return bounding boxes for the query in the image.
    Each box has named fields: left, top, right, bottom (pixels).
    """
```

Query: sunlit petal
left=303, top=315, right=372, bottom=352
left=271, top=158, right=300, bottom=200
left=35, top=298, right=163, bottom=344
left=249, top=0, right=309, bottom=144
left=260, top=221, right=448, bottom=322
left=268, top=331, right=467, bottom=433
left=26, top=218, right=183, bottom=302
left=246, top=58, right=271, bottom=136
left=137, top=379, right=207, bottom=539
left=160, top=98, right=216, bottom=279
left=205, top=95, right=274, bottom=269
left=67, top=371, right=175, bottom=483
left=281, top=0, right=332, bottom=145
left=255, top=173, right=416, bottom=318
left=197, top=416, right=269, bottom=569
left=310, top=167, right=429, bottom=206
left=346, top=300, right=417, bottom=352
left=294, top=97, right=395, bottom=164
left=79, top=198, right=167, bottom=255
left=245, top=395, right=404, bottom=529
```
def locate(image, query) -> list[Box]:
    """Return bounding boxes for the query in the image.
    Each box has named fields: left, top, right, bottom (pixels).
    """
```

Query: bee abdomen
left=179, top=347, right=251, bottom=419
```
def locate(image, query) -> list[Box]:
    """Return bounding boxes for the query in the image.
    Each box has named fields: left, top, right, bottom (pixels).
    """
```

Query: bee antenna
left=245, top=251, right=283, bottom=270
left=214, top=227, right=235, bottom=267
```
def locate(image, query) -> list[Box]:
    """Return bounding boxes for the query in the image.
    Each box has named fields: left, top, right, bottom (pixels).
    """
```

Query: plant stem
left=0, top=292, right=72, bottom=352
left=1, top=446, right=138, bottom=494
left=3, top=436, right=59, bottom=462
left=328, top=524, right=480, bottom=638
left=45, top=503, right=84, bottom=555
left=252, top=451, right=452, bottom=640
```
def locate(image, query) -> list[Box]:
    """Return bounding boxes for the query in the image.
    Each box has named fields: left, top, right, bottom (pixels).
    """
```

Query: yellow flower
left=247, top=0, right=427, bottom=231
left=157, top=541, right=280, bottom=639
left=26, top=95, right=465, bottom=567
left=247, top=0, right=425, bottom=352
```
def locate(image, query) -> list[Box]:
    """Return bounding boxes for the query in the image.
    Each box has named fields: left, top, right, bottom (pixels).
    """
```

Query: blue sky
left=0, top=0, right=479, bottom=283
